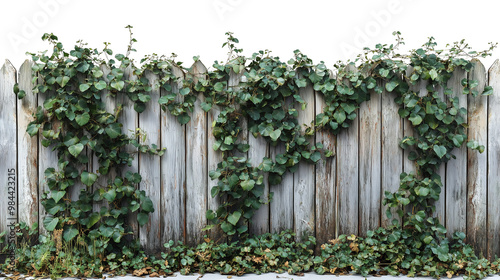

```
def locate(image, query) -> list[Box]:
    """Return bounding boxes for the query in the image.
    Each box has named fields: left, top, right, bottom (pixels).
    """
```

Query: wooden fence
left=1, top=58, right=500, bottom=258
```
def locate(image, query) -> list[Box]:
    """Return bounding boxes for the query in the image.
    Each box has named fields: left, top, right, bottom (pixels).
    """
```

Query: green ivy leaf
left=137, top=212, right=149, bottom=226
left=178, top=113, right=191, bottom=125
left=87, top=213, right=100, bottom=228
left=433, top=145, right=447, bottom=159
left=81, top=171, right=98, bottom=187
left=105, top=123, right=122, bottom=139
left=241, top=179, right=255, bottom=191
left=79, top=83, right=90, bottom=92
left=63, top=227, right=79, bottom=241
left=141, top=197, right=154, bottom=212
left=75, top=112, right=90, bottom=126
left=385, top=81, right=398, bottom=92
left=44, top=217, right=59, bottom=231
left=68, top=143, right=84, bottom=157
left=227, top=211, right=241, bottom=226
left=270, top=129, right=281, bottom=141
left=51, top=190, right=66, bottom=203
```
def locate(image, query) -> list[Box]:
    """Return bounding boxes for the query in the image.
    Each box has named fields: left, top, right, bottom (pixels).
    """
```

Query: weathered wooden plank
left=229, top=70, right=248, bottom=159
left=359, top=79, right=382, bottom=234
left=445, top=68, right=467, bottom=237
left=139, top=70, right=162, bottom=253
left=487, top=59, right=500, bottom=259
left=406, top=70, right=446, bottom=225
left=17, top=60, right=38, bottom=229
left=207, top=90, right=223, bottom=241
left=0, top=60, right=17, bottom=241
left=269, top=93, right=295, bottom=234
left=467, top=59, right=487, bottom=256
left=160, top=65, right=186, bottom=245
left=120, top=66, right=139, bottom=238
left=381, top=81, right=403, bottom=228
left=294, top=82, right=315, bottom=240
left=337, top=65, right=359, bottom=236
left=270, top=143, right=294, bottom=233
left=248, top=132, right=270, bottom=235
left=185, top=62, right=208, bottom=246
left=92, top=65, right=112, bottom=213
left=314, top=89, right=336, bottom=244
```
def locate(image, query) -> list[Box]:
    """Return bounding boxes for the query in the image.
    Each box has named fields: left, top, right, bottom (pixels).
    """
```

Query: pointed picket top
left=190, top=60, right=208, bottom=81
left=1, top=59, right=16, bottom=82
left=489, top=59, right=500, bottom=75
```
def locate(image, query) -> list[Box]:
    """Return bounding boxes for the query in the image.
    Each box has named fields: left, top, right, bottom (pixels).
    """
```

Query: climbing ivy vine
left=9, top=26, right=498, bottom=278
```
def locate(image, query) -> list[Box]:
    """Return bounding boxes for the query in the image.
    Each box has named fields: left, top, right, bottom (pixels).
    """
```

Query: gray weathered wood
left=17, top=60, right=38, bottom=228
left=359, top=79, right=382, bottom=234
left=120, top=66, right=140, bottom=238
left=381, top=81, right=403, bottom=227
left=270, top=143, right=294, bottom=233
left=248, top=134, right=270, bottom=235
left=0, top=60, right=17, bottom=239
left=207, top=101, right=223, bottom=240
left=161, top=65, right=186, bottom=245
left=36, top=72, right=59, bottom=236
left=445, top=68, right=467, bottom=237
left=186, top=62, right=208, bottom=245
left=467, top=59, right=487, bottom=256
left=314, top=89, right=336, bottom=244
left=337, top=64, right=359, bottom=235
left=487, top=59, right=500, bottom=259
left=139, top=70, right=162, bottom=253
left=294, top=82, right=315, bottom=240
left=92, top=65, right=112, bottom=213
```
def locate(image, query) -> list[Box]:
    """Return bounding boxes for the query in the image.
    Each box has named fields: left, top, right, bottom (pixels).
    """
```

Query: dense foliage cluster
left=1, top=27, right=498, bottom=279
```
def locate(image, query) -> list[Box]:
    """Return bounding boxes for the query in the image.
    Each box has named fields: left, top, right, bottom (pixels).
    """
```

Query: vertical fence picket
left=467, top=60, right=488, bottom=256
left=487, top=59, right=500, bottom=259
left=92, top=65, right=112, bottom=213
left=160, top=65, right=186, bottom=245
left=17, top=60, right=38, bottom=229
left=337, top=64, right=359, bottom=235
left=381, top=82, right=403, bottom=227
left=248, top=120, right=270, bottom=234
left=139, top=71, right=162, bottom=253
left=186, top=62, right=208, bottom=245
left=0, top=60, right=17, bottom=240
left=270, top=95, right=294, bottom=233
left=314, top=89, right=336, bottom=244
left=120, top=66, right=139, bottom=238
left=445, top=68, right=468, bottom=237
left=359, top=80, right=382, bottom=234
left=294, top=82, right=316, bottom=240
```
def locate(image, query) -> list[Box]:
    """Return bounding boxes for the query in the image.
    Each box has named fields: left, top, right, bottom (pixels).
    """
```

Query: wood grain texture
left=185, top=62, right=208, bottom=245
left=17, top=60, right=38, bottom=228
left=120, top=66, right=139, bottom=238
left=445, top=68, right=467, bottom=237
left=314, top=90, right=336, bottom=245
left=207, top=102, right=223, bottom=241
left=337, top=65, right=359, bottom=235
left=248, top=133, right=270, bottom=235
left=294, top=82, right=315, bottom=240
left=381, top=82, right=403, bottom=227
left=92, top=65, right=112, bottom=213
left=359, top=80, right=382, bottom=234
left=467, top=59, right=487, bottom=256
left=487, top=59, right=500, bottom=259
left=0, top=60, right=17, bottom=238
left=139, top=71, right=162, bottom=253
left=160, top=65, right=186, bottom=245
left=270, top=143, right=294, bottom=233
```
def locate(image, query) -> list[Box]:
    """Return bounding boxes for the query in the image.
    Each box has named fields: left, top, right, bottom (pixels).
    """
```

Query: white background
left=1, top=0, right=499, bottom=71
